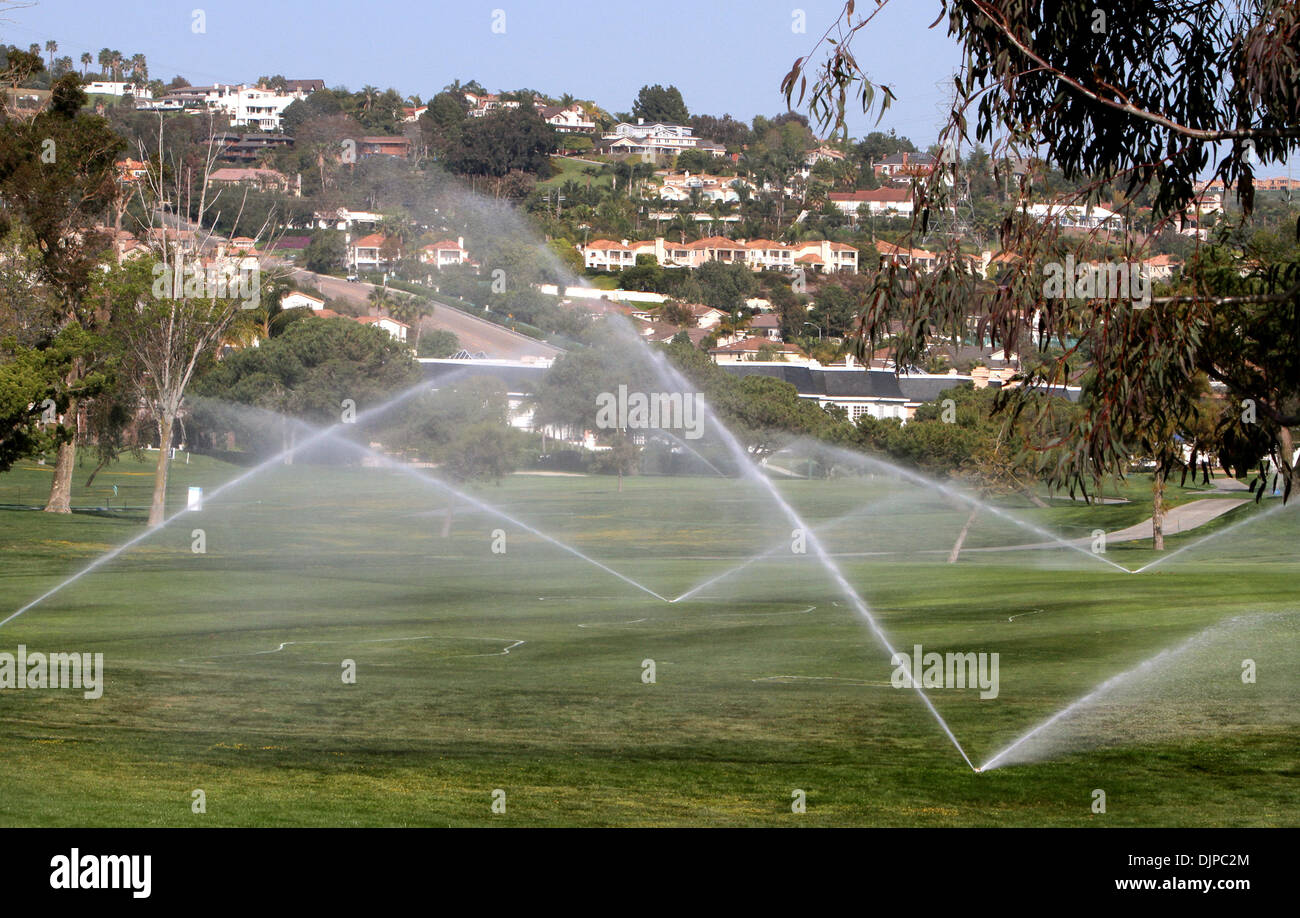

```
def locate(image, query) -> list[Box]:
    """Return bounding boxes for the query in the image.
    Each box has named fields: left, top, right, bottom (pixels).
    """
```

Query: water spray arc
left=977, top=616, right=1267, bottom=771
left=670, top=496, right=895, bottom=604
left=786, top=443, right=1135, bottom=575
left=253, top=421, right=671, bottom=603
left=1133, top=502, right=1291, bottom=574
left=643, top=346, right=979, bottom=771
left=644, top=429, right=729, bottom=479
left=0, top=373, right=464, bottom=630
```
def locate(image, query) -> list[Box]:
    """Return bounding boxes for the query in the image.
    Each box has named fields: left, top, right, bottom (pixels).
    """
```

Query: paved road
left=154, top=208, right=561, bottom=360
left=289, top=267, right=563, bottom=361
left=1101, top=496, right=1250, bottom=543
left=969, top=496, right=1251, bottom=552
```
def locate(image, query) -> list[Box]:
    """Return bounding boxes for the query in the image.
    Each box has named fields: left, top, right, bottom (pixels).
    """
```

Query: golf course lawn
left=0, top=455, right=1295, bottom=826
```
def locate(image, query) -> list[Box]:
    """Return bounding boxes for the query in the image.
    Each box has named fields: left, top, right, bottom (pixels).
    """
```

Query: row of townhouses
left=580, top=236, right=859, bottom=273
left=653, top=171, right=755, bottom=203
left=346, top=235, right=474, bottom=272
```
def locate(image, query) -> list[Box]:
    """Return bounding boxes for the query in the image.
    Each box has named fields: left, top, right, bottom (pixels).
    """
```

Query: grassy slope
left=538, top=155, right=611, bottom=191
left=0, top=456, right=1294, bottom=826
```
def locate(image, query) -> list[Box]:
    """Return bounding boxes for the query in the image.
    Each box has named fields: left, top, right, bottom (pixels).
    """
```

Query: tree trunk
left=148, top=414, right=174, bottom=527
left=44, top=373, right=82, bottom=512
left=1278, top=426, right=1297, bottom=495
left=948, top=505, right=979, bottom=563
left=44, top=436, right=75, bottom=513
left=84, top=453, right=113, bottom=488
left=1152, top=468, right=1165, bottom=551
left=1022, top=489, right=1048, bottom=508
left=440, top=495, right=455, bottom=538
left=618, top=468, right=623, bottom=493
left=281, top=417, right=295, bottom=465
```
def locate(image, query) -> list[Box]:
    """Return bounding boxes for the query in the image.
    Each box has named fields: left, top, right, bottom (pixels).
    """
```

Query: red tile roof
left=830, top=187, right=911, bottom=203
left=356, top=315, right=409, bottom=329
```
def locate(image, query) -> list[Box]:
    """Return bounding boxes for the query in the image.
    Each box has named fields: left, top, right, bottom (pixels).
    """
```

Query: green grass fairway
left=0, top=456, right=1296, bottom=826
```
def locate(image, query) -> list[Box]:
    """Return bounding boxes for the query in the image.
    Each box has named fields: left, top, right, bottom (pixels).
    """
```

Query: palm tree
left=222, top=273, right=307, bottom=350
left=97, top=48, right=111, bottom=77
left=378, top=215, right=413, bottom=250
left=388, top=296, right=432, bottom=355
left=129, top=53, right=147, bottom=87
left=44, top=40, right=56, bottom=70
left=80, top=52, right=91, bottom=76
left=109, top=50, right=123, bottom=81
left=367, top=285, right=394, bottom=316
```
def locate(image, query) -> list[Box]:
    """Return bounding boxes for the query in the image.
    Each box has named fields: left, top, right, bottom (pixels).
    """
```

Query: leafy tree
left=854, top=130, right=917, bottom=167
left=689, top=113, right=751, bottom=149
left=1, top=45, right=44, bottom=89
left=444, top=105, right=555, bottom=185
left=193, top=315, right=421, bottom=452
left=419, top=90, right=468, bottom=157
left=674, top=148, right=715, bottom=175
left=0, top=337, right=60, bottom=471
left=389, top=374, right=522, bottom=533
left=0, top=75, right=124, bottom=512
left=807, top=282, right=857, bottom=338
left=304, top=229, right=346, bottom=274
left=786, top=0, right=1300, bottom=501
left=660, top=300, right=695, bottom=327
left=441, top=422, right=524, bottom=484
left=280, top=89, right=344, bottom=136
left=534, top=347, right=624, bottom=439
left=696, top=260, right=759, bottom=318
left=591, top=429, right=640, bottom=491
left=421, top=328, right=459, bottom=358
left=632, top=84, right=689, bottom=124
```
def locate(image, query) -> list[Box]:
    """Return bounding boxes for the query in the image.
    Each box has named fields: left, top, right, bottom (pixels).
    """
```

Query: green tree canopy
left=632, top=84, right=689, bottom=124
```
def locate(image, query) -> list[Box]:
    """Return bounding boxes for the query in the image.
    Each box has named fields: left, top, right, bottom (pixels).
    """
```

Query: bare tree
left=121, top=113, right=275, bottom=525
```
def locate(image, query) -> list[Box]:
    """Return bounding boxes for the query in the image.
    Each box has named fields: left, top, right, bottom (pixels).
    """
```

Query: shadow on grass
left=0, top=504, right=148, bottom=522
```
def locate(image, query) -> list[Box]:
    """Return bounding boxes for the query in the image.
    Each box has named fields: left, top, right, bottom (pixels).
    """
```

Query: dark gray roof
left=876, top=151, right=937, bottom=166
left=421, top=361, right=547, bottom=394
left=895, top=375, right=974, bottom=403
left=940, top=344, right=1010, bottom=368
left=721, top=365, right=907, bottom=400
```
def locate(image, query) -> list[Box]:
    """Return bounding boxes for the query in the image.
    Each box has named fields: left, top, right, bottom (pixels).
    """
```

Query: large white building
left=85, top=80, right=153, bottom=99
left=602, top=120, right=726, bottom=158
left=828, top=187, right=915, bottom=218
left=155, top=82, right=318, bottom=130
left=1024, top=201, right=1126, bottom=232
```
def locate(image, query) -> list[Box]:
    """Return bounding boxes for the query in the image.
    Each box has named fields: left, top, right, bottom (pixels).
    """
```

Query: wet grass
left=0, top=457, right=1294, bottom=825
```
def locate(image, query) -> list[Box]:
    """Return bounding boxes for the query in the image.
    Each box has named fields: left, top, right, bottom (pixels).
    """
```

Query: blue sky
left=4, top=0, right=963, bottom=143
